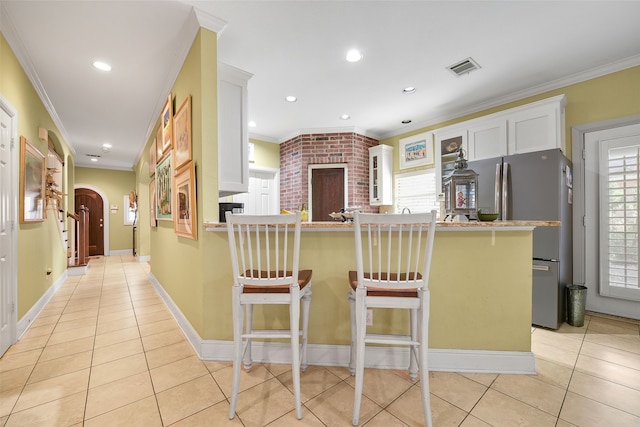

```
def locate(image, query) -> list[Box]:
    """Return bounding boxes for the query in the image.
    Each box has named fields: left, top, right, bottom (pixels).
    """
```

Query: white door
left=584, top=123, right=640, bottom=318
left=232, top=168, right=279, bottom=215
left=0, top=100, right=17, bottom=356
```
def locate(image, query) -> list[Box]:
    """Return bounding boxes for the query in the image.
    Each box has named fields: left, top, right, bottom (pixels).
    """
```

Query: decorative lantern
left=443, top=149, right=478, bottom=221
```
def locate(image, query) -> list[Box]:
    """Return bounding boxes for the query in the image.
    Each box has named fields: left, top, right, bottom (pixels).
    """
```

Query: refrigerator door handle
left=494, top=163, right=501, bottom=215
left=502, top=162, right=510, bottom=220
left=533, top=264, right=550, bottom=271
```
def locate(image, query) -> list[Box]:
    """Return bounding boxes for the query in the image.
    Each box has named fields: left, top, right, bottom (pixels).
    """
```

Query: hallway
left=0, top=255, right=639, bottom=426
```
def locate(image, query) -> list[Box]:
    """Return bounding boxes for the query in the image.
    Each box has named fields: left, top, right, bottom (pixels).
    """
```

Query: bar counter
left=198, top=220, right=557, bottom=373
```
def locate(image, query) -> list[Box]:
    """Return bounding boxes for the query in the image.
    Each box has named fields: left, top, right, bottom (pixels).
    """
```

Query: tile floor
left=1, top=255, right=639, bottom=426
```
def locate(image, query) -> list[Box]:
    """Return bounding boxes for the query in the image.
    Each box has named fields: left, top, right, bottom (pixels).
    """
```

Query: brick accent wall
left=279, top=132, right=380, bottom=214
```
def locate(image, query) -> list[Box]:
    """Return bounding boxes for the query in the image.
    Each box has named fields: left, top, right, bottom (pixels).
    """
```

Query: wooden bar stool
left=348, top=211, right=437, bottom=426
left=225, top=212, right=312, bottom=420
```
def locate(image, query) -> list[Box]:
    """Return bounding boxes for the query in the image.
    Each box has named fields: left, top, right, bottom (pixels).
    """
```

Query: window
left=599, top=140, right=640, bottom=301
left=394, top=169, right=438, bottom=216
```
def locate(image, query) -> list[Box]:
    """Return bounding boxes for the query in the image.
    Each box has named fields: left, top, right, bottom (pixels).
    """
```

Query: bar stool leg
left=290, top=288, right=303, bottom=419
left=409, top=308, right=418, bottom=381
left=352, top=290, right=367, bottom=426
left=301, top=289, right=312, bottom=371
left=348, top=290, right=356, bottom=375
left=229, top=287, right=244, bottom=419
left=244, top=304, right=253, bottom=371
left=419, top=292, right=433, bottom=427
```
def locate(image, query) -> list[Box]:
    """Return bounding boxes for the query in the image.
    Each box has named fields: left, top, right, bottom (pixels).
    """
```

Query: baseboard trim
left=136, top=255, right=151, bottom=263
left=148, top=274, right=536, bottom=374
left=17, top=271, right=68, bottom=339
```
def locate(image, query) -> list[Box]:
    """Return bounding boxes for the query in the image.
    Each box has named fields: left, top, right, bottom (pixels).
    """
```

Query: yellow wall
left=74, top=167, right=136, bottom=251
left=1, top=33, right=73, bottom=318
left=250, top=138, right=280, bottom=169
left=382, top=65, right=640, bottom=165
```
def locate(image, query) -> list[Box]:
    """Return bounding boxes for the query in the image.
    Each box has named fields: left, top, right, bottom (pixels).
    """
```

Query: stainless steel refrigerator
left=467, top=148, right=573, bottom=329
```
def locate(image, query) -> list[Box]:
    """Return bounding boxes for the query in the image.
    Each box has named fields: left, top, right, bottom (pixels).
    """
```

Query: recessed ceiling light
left=403, top=87, right=416, bottom=94
left=90, top=158, right=98, bottom=162
left=248, top=121, right=256, bottom=128
left=339, top=114, right=350, bottom=120
left=93, top=61, right=112, bottom=72
left=401, top=119, right=412, bottom=124
left=285, top=96, right=297, bottom=103
left=102, top=143, right=112, bottom=148
left=346, top=49, right=363, bottom=63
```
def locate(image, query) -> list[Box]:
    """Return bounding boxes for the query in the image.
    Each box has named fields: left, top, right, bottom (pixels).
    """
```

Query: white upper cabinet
left=218, top=63, right=252, bottom=197
left=467, top=119, right=508, bottom=161
left=369, top=145, right=393, bottom=206
left=507, top=95, right=566, bottom=155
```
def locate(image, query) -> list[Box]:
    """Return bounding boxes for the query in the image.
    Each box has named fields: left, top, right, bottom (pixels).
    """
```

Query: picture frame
left=20, top=136, right=45, bottom=223
left=174, top=161, right=197, bottom=240
left=149, top=138, right=157, bottom=177
left=399, top=131, right=434, bottom=170
left=155, top=152, right=172, bottom=221
left=173, top=95, right=192, bottom=170
left=149, top=177, right=157, bottom=227
left=156, top=125, right=164, bottom=161
left=161, top=93, right=173, bottom=155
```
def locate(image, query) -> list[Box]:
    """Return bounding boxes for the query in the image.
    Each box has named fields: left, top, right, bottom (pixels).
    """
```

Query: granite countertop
left=204, top=219, right=559, bottom=231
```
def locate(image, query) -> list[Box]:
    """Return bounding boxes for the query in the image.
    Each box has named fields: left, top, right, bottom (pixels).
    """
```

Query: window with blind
left=394, top=169, right=438, bottom=215
left=599, top=141, right=640, bottom=301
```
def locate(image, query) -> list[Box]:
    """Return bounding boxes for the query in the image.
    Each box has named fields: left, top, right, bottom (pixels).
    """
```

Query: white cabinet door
left=218, top=63, right=252, bottom=197
left=507, top=95, right=566, bottom=155
left=369, top=145, right=393, bottom=206
left=467, top=119, right=507, bottom=161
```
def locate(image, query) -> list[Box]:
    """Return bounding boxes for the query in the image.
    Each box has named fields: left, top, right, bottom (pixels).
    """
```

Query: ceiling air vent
left=447, top=57, right=481, bottom=77
left=85, top=154, right=101, bottom=158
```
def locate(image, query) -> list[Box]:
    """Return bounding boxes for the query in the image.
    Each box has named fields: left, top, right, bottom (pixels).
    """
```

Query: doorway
left=0, top=96, right=18, bottom=356
left=573, top=118, right=640, bottom=319
left=75, top=188, right=105, bottom=256
left=309, top=164, right=347, bottom=222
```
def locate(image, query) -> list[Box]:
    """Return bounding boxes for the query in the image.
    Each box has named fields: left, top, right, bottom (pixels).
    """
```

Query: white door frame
left=0, top=94, right=18, bottom=355
left=572, top=114, right=640, bottom=319
left=308, top=163, right=348, bottom=219
left=74, top=184, right=110, bottom=256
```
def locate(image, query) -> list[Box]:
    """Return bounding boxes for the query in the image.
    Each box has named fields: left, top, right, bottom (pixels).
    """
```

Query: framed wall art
left=20, top=136, right=45, bottom=223
left=156, top=125, right=164, bottom=160
left=161, top=93, right=173, bottom=154
left=173, top=95, right=192, bottom=170
left=149, top=138, right=157, bottom=177
left=149, top=177, right=157, bottom=227
left=174, top=161, right=196, bottom=240
left=399, top=131, right=434, bottom=170
left=155, top=153, right=172, bottom=221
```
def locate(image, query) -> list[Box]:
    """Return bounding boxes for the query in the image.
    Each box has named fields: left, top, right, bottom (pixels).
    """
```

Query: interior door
left=75, top=188, right=104, bottom=256
left=311, top=167, right=345, bottom=221
left=583, top=123, right=640, bottom=317
left=232, top=169, right=279, bottom=215
left=0, top=102, right=16, bottom=356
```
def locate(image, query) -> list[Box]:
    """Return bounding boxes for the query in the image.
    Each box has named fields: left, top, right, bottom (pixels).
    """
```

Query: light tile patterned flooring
left=1, top=255, right=639, bottom=426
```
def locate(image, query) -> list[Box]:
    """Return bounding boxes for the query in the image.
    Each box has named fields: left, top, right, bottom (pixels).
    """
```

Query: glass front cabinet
left=369, top=145, right=393, bottom=206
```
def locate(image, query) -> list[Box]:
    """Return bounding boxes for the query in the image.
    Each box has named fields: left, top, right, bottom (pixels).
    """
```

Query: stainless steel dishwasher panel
left=532, top=260, right=564, bottom=329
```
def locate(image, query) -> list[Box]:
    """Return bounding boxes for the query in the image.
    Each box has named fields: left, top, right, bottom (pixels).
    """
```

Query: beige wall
left=74, top=167, right=136, bottom=252
left=249, top=138, right=280, bottom=169
left=1, top=33, right=73, bottom=318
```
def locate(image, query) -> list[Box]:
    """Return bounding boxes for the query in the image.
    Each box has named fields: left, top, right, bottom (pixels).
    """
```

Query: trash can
left=566, top=285, right=587, bottom=327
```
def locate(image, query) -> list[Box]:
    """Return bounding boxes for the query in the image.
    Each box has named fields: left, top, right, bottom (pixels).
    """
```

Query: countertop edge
left=204, top=220, right=556, bottom=232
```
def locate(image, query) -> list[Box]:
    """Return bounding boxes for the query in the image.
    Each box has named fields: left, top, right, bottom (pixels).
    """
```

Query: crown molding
left=192, top=5, right=227, bottom=36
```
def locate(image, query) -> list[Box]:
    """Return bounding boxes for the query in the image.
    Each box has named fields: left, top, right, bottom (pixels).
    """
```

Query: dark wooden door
left=311, top=168, right=345, bottom=221
left=75, top=188, right=104, bottom=256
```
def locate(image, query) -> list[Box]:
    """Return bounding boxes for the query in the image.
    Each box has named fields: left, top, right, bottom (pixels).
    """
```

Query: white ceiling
left=1, top=1, right=639, bottom=170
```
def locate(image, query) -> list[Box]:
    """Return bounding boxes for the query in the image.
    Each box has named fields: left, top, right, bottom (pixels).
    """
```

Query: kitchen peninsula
left=199, top=220, right=558, bottom=374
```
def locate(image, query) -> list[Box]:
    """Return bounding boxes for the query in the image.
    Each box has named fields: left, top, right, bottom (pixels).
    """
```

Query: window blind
left=394, top=169, right=438, bottom=215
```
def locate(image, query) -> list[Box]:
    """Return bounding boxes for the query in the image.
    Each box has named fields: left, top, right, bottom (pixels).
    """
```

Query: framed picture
left=149, top=177, right=157, bottom=227
left=399, top=131, right=434, bottom=169
left=174, top=161, right=197, bottom=240
left=173, top=95, right=192, bottom=170
left=155, top=153, right=172, bottom=221
left=20, top=136, right=45, bottom=223
left=156, top=125, right=164, bottom=161
left=149, top=138, right=157, bottom=177
left=161, top=93, right=173, bottom=154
